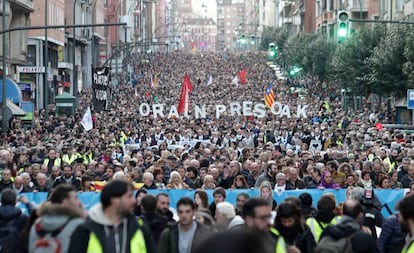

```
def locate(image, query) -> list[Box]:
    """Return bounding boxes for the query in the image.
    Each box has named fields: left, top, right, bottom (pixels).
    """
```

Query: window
left=27, top=45, right=36, bottom=65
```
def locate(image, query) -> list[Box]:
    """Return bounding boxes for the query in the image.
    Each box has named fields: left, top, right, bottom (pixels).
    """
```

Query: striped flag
left=190, top=41, right=197, bottom=54
left=150, top=74, right=159, bottom=89
left=264, top=82, right=275, bottom=109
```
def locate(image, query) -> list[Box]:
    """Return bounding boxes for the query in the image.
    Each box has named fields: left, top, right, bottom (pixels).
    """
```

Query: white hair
left=143, top=172, right=154, bottom=181
left=20, top=172, right=30, bottom=179
left=216, top=202, right=236, bottom=219
left=113, top=171, right=125, bottom=180
left=169, top=171, right=181, bottom=184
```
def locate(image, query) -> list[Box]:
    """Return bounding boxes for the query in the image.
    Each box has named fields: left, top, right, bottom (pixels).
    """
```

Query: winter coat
left=140, top=213, right=169, bottom=243
left=68, top=203, right=157, bottom=253
left=321, top=215, right=380, bottom=253
left=158, top=221, right=211, bottom=253
left=0, top=204, right=27, bottom=232
left=278, top=226, right=315, bottom=253
left=28, top=203, right=84, bottom=253
left=376, top=214, right=406, bottom=253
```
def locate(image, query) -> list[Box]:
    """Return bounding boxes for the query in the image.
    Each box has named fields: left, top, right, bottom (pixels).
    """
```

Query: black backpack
left=0, top=220, right=20, bottom=253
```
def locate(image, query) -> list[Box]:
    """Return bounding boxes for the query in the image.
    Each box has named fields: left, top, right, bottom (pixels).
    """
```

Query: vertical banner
left=92, top=67, right=111, bottom=112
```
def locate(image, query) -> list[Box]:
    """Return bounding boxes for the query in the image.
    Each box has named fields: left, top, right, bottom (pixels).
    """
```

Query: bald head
left=342, top=199, right=363, bottom=219
left=13, top=176, right=23, bottom=189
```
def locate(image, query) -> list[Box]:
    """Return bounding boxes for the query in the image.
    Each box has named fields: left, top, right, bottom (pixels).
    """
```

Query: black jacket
left=158, top=221, right=210, bottom=253
left=321, top=215, right=379, bottom=253
left=0, top=205, right=27, bottom=232
left=376, top=214, right=406, bottom=253
left=68, top=203, right=157, bottom=253
left=140, top=213, right=169, bottom=243
left=278, top=225, right=316, bottom=253
left=53, top=175, right=81, bottom=190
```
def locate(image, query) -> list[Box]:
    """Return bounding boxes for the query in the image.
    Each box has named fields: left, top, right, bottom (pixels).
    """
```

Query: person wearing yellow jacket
left=68, top=180, right=157, bottom=253
left=306, top=194, right=341, bottom=242
left=62, top=147, right=81, bottom=165
left=43, top=148, right=61, bottom=176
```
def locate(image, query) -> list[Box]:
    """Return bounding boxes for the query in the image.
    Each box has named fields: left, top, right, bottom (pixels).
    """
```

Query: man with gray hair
left=20, top=172, right=34, bottom=192
left=142, top=172, right=157, bottom=189
left=215, top=202, right=244, bottom=231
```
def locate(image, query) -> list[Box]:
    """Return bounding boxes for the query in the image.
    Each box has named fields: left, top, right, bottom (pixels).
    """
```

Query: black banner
left=92, top=67, right=111, bottom=112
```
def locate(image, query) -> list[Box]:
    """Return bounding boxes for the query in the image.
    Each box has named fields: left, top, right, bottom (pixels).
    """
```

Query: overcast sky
left=191, top=0, right=217, bottom=21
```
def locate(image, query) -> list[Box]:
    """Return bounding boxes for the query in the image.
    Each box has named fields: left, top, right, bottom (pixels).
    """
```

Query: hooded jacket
left=321, top=215, right=379, bottom=253
left=228, top=215, right=245, bottom=229
left=28, top=203, right=84, bottom=253
left=68, top=203, right=157, bottom=253
left=0, top=204, right=27, bottom=232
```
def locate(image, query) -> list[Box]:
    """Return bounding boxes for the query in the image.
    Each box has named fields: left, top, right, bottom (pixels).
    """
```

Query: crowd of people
left=0, top=50, right=414, bottom=252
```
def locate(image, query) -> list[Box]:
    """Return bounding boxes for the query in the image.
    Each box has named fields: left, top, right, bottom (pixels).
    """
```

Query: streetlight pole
left=73, top=0, right=84, bottom=97
left=115, top=11, right=119, bottom=86
left=2, top=0, right=7, bottom=133
left=45, top=0, right=49, bottom=116
left=91, top=0, right=98, bottom=67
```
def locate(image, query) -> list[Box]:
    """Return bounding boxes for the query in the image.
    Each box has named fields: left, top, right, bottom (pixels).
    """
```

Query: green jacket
left=158, top=222, right=211, bottom=253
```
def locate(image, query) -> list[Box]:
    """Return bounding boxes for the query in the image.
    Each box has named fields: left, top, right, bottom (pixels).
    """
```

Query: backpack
left=314, top=231, right=357, bottom=253
left=0, top=220, right=20, bottom=253
left=33, top=218, right=72, bottom=253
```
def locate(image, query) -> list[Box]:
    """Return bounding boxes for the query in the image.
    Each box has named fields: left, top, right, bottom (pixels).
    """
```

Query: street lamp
left=73, top=0, right=87, bottom=96
left=1, top=0, right=8, bottom=132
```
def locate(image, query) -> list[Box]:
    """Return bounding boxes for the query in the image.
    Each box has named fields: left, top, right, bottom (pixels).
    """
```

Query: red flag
left=239, top=68, right=247, bottom=85
left=177, top=73, right=193, bottom=114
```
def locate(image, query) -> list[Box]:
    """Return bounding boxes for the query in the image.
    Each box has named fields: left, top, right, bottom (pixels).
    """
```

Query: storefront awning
left=6, top=100, right=26, bottom=116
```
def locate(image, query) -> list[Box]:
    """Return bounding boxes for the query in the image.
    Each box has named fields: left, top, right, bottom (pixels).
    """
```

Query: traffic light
left=288, top=65, right=302, bottom=77
left=268, top=43, right=277, bottom=61
left=240, top=35, right=246, bottom=44
left=337, top=11, right=349, bottom=41
left=251, top=35, right=255, bottom=45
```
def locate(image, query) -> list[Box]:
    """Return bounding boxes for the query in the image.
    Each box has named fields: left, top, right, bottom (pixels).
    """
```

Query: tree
left=329, top=25, right=385, bottom=96
left=283, top=33, right=336, bottom=81
left=402, top=25, right=414, bottom=88
left=368, top=24, right=410, bottom=97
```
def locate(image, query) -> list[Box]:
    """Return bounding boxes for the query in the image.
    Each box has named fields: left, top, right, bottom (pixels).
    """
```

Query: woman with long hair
left=274, top=201, right=316, bottom=253
left=259, top=181, right=277, bottom=211
left=388, top=171, right=403, bottom=189
left=194, top=190, right=209, bottom=210
left=231, top=175, right=249, bottom=189
left=166, top=171, right=191, bottom=189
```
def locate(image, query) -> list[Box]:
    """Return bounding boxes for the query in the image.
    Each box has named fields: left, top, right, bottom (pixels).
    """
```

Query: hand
left=19, top=195, right=29, bottom=204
